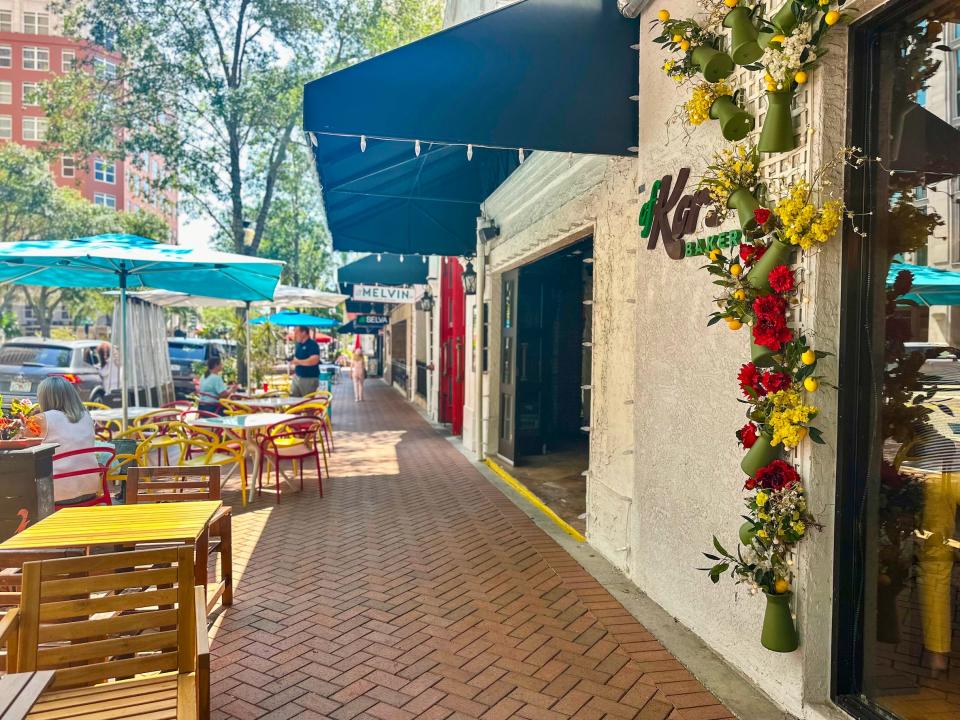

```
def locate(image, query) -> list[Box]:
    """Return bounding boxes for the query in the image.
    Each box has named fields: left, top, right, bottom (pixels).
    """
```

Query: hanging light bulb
left=422, top=255, right=427, bottom=263
left=400, top=254, right=405, bottom=263
left=466, top=144, right=473, bottom=161
left=360, top=135, right=367, bottom=152
left=376, top=253, right=382, bottom=262
left=518, top=148, right=525, bottom=163
left=414, top=140, right=421, bottom=157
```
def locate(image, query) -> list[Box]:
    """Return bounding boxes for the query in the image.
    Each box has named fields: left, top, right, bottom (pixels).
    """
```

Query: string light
left=400, top=254, right=405, bottom=263
left=422, top=255, right=427, bottom=263
left=360, top=135, right=366, bottom=152
left=518, top=148, right=525, bottom=163
left=376, top=253, right=382, bottom=262
left=466, top=144, right=473, bottom=161
left=414, top=140, right=421, bottom=157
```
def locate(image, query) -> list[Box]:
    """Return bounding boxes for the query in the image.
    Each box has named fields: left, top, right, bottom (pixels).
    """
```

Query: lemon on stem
left=801, top=349, right=816, bottom=365
left=658, top=9, right=670, bottom=22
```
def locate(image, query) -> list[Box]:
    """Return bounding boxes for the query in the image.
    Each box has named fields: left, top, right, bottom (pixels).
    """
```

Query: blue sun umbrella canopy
left=250, top=310, right=339, bottom=328
left=0, top=234, right=283, bottom=300
left=888, top=262, right=960, bottom=306
left=0, top=234, right=283, bottom=426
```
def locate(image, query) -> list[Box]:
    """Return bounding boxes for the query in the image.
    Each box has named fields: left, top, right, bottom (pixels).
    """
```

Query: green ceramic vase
left=761, top=591, right=799, bottom=653
left=759, top=2, right=798, bottom=46
left=744, top=237, right=792, bottom=293
left=726, top=187, right=760, bottom=236
left=723, top=7, right=763, bottom=65
left=740, top=430, right=779, bottom=476
left=758, top=91, right=797, bottom=153
left=739, top=521, right=758, bottom=547
left=709, top=96, right=755, bottom=141
left=692, top=45, right=734, bottom=83
left=751, top=336, right=776, bottom=368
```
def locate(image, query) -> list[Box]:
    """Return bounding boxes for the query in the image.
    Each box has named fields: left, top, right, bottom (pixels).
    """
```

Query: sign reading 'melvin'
left=352, top=285, right=418, bottom=304
left=639, top=167, right=741, bottom=260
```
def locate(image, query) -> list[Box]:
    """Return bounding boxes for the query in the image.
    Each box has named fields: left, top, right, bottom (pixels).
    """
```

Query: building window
left=0, top=46, right=11, bottom=69
left=21, top=116, right=47, bottom=141
left=22, top=47, right=49, bottom=71
left=21, top=82, right=40, bottom=106
left=151, top=159, right=159, bottom=180
left=0, top=10, right=11, bottom=32
left=93, top=57, right=116, bottom=79
left=22, top=12, right=49, bottom=36
left=61, top=50, right=75, bottom=72
left=835, top=5, right=960, bottom=718
left=0, top=81, right=10, bottom=105
left=93, top=192, right=116, bottom=209
left=0, top=116, right=10, bottom=140
left=94, top=158, right=115, bottom=184
left=61, top=157, right=75, bottom=178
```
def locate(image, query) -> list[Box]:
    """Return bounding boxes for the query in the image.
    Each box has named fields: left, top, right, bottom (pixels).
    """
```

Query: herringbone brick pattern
left=210, top=381, right=734, bottom=720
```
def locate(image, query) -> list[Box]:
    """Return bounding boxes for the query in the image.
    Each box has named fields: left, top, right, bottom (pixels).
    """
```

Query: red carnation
left=753, top=294, right=786, bottom=318
left=752, top=459, right=801, bottom=491
left=738, top=422, right=759, bottom=449
left=754, top=207, right=772, bottom=225
left=752, top=295, right=793, bottom=351
left=737, top=362, right=765, bottom=398
left=768, top=265, right=795, bottom=294
left=744, top=477, right=757, bottom=490
left=761, top=370, right=792, bottom=393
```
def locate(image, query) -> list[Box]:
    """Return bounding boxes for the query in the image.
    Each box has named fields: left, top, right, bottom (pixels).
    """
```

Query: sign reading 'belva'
left=352, top=284, right=418, bottom=304
left=639, top=167, right=741, bottom=260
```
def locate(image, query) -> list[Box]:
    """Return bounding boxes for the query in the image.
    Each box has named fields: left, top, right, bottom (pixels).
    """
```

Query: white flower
left=762, top=22, right=817, bottom=86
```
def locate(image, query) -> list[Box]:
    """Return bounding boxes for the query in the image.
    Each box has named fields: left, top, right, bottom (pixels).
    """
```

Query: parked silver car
left=0, top=337, right=109, bottom=405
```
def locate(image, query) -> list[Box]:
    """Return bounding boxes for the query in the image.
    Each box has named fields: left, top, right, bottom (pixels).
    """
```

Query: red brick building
left=0, top=1, right=177, bottom=241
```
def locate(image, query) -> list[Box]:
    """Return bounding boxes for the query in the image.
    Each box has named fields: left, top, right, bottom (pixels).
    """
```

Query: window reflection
left=865, top=9, right=960, bottom=719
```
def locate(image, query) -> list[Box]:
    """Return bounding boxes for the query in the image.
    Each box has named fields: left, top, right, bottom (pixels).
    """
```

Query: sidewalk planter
left=727, top=187, right=761, bottom=236
left=745, top=237, right=792, bottom=292
left=709, top=96, right=755, bottom=141
left=723, top=7, right=763, bottom=65
left=692, top=45, right=735, bottom=83
left=739, top=521, right=758, bottom=547
left=741, top=431, right=779, bottom=476
left=758, top=91, right=797, bottom=153
left=761, top=592, right=799, bottom=652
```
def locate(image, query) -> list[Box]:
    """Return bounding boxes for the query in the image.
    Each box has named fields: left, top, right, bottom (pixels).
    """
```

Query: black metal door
left=497, top=270, right=518, bottom=462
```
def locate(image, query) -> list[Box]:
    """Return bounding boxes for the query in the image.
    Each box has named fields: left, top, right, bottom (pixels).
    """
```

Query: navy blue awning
left=304, top=0, right=638, bottom=256
left=337, top=253, right=428, bottom=287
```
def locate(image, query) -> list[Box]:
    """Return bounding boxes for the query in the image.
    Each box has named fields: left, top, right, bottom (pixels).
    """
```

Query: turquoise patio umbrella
left=888, top=261, right=960, bottom=306
left=250, top=310, right=339, bottom=328
left=0, top=234, right=283, bottom=426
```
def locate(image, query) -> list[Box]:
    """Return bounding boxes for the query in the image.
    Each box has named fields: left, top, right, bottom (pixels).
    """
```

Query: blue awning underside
left=303, top=0, right=638, bottom=256
left=337, top=253, right=429, bottom=287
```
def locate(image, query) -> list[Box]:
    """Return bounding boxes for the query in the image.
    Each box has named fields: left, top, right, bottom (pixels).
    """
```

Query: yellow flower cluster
left=662, top=59, right=684, bottom=82
left=775, top=181, right=845, bottom=250
left=768, top=390, right=818, bottom=448
left=685, top=81, right=732, bottom=126
left=705, top=144, right=756, bottom=207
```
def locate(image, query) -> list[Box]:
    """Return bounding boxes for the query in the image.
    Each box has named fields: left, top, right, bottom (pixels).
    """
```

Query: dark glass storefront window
left=837, top=3, right=960, bottom=718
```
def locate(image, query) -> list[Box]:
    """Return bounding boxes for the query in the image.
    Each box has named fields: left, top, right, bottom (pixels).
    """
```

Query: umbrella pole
left=245, top=301, right=252, bottom=391
left=120, top=269, right=128, bottom=431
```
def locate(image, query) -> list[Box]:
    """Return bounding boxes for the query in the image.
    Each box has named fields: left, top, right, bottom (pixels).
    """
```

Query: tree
left=246, top=138, right=332, bottom=289
left=42, top=0, right=443, bottom=261
left=0, top=144, right=172, bottom=335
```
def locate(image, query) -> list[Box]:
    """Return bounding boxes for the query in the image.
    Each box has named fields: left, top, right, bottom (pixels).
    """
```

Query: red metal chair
left=257, top=417, right=324, bottom=503
left=162, top=400, right=195, bottom=410
left=52, top=447, right=117, bottom=511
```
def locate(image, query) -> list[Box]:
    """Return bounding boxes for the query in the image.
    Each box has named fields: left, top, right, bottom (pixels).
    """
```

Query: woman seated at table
left=198, top=357, right=237, bottom=415
left=37, top=376, right=99, bottom=504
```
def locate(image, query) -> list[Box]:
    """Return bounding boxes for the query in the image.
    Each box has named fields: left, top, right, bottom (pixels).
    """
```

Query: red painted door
left=439, top=259, right=465, bottom=436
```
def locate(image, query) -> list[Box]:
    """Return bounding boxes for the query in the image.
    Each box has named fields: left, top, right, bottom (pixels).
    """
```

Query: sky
left=177, top=214, right=217, bottom=250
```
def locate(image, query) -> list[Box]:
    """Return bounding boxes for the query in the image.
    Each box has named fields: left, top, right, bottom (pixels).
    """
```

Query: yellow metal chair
left=220, top=399, right=255, bottom=416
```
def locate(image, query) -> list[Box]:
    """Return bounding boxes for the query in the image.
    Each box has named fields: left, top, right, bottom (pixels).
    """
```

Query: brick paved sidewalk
left=210, top=380, right=734, bottom=720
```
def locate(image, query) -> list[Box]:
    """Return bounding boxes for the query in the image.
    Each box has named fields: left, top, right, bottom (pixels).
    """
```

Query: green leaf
left=707, top=315, right=723, bottom=327
left=713, top=536, right=730, bottom=557
left=808, top=426, right=825, bottom=444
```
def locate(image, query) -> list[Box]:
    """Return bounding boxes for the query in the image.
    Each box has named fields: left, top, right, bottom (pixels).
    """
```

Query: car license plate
left=9, top=380, right=30, bottom=393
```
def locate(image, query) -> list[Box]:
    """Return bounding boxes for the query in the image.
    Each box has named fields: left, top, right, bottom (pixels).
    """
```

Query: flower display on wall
left=650, top=1, right=853, bottom=653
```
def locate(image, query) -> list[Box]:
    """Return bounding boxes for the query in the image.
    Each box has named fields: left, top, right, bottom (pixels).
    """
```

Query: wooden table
left=192, top=414, right=296, bottom=504
left=0, top=502, right=222, bottom=591
left=0, top=672, right=53, bottom=720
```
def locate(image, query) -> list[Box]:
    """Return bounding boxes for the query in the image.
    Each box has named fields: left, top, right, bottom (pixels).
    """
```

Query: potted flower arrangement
left=698, top=143, right=765, bottom=236
left=703, top=457, right=817, bottom=652
left=685, top=81, right=755, bottom=141
left=652, top=12, right=735, bottom=83
left=0, top=397, right=44, bottom=448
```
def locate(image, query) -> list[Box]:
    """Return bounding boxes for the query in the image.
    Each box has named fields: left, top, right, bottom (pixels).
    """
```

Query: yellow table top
left=0, top=501, right=222, bottom=549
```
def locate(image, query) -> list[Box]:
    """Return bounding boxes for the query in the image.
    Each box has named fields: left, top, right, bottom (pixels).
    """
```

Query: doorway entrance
left=439, top=258, right=465, bottom=436
left=497, top=238, right=593, bottom=531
